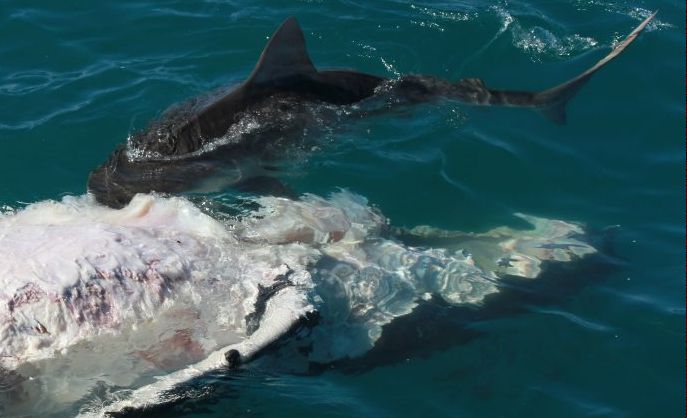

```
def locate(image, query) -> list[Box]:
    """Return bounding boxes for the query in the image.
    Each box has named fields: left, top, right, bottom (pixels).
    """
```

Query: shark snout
left=87, top=166, right=135, bottom=209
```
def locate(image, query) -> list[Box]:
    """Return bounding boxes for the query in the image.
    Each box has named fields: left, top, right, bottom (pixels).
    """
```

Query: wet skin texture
left=87, top=15, right=655, bottom=208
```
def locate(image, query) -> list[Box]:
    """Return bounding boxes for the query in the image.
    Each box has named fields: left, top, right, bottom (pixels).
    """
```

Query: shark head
left=87, top=18, right=384, bottom=208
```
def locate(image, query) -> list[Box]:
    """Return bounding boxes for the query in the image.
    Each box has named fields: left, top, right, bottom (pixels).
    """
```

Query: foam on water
left=574, top=0, right=672, bottom=30
left=489, top=3, right=669, bottom=62
left=489, top=6, right=599, bottom=61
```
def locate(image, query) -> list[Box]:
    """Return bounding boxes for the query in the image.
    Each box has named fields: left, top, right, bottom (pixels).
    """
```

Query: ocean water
left=0, top=1, right=684, bottom=417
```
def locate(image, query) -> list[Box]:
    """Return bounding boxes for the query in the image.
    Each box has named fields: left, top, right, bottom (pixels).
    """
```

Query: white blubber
left=0, top=192, right=595, bottom=416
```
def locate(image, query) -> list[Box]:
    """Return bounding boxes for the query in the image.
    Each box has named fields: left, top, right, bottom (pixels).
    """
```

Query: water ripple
left=529, top=307, right=615, bottom=333
left=599, top=287, right=685, bottom=316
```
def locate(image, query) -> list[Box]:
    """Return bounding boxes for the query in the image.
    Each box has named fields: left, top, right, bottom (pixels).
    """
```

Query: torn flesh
left=0, top=192, right=595, bottom=416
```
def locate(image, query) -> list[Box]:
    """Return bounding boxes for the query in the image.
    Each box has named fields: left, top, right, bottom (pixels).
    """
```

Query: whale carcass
left=0, top=191, right=595, bottom=416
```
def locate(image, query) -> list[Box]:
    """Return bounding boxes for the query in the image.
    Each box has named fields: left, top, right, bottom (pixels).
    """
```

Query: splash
left=490, top=5, right=599, bottom=62
left=574, top=0, right=672, bottom=31
left=410, top=4, right=476, bottom=22
left=512, top=27, right=598, bottom=59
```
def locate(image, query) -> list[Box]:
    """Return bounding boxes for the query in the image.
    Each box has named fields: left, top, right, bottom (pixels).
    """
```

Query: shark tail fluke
left=531, top=11, right=656, bottom=124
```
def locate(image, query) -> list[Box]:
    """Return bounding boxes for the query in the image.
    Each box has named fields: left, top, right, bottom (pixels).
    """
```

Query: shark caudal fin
left=247, top=17, right=318, bottom=85
left=532, top=11, right=656, bottom=124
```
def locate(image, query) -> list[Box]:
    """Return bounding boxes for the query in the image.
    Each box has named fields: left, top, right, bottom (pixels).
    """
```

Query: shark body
left=88, top=14, right=656, bottom=208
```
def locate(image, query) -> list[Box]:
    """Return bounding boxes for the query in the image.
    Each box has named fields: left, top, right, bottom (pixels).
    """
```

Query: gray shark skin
left=88, top=14, right=655, bottom=208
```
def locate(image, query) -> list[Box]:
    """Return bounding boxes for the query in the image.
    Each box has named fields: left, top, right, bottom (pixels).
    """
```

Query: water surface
left=0, top=1, right=683, bottom=417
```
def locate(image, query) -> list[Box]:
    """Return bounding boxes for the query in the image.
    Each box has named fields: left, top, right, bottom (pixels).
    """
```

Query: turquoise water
left=0, top=1, right=684, bottom=417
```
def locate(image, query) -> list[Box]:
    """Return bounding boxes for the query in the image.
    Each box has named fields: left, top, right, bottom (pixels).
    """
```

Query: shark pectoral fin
left=232, top=288, right=317, bottom=364
left=532, top=11, right=656, bottom=124
left=247, top=17, right=318, bottom=86
left=536, top=100, right=568, bottom=125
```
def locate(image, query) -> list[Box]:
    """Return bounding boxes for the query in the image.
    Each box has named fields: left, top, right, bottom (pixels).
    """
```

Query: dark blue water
left=0, top=1, right=684, bottom=417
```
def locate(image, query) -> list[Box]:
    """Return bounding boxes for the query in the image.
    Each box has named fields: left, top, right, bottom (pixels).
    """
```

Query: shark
left=87, top=13, right=656, bottom=208
left=0, top=13, right=651, bottom=416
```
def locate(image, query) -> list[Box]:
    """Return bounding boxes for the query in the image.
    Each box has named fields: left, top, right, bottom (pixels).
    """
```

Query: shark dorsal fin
left=247, top=17, right=317, bottom=85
